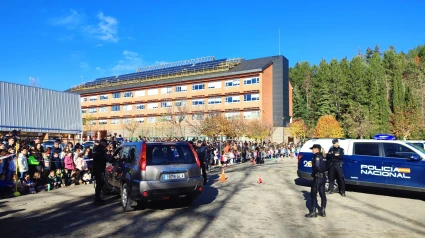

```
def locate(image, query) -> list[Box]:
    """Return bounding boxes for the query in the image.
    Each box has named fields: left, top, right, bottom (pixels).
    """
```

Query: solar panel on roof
left=89, top=58, right=228, bottom=84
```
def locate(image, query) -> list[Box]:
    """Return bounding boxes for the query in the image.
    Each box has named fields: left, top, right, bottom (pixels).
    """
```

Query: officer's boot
left=305, top=208, right=317, bottom=218
left=318, top=207, right=326, bottom=217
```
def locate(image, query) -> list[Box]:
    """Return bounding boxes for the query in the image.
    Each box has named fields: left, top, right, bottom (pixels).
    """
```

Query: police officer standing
left=305, top=144, right=327, bottom=218
left=92, top=139, right=108, bottom=206
left=327, top=139, right=346, bottom=196
left=195, top=140, right=207, bottom=185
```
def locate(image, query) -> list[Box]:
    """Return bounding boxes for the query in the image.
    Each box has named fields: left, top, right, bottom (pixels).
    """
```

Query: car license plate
left=163, top=173, right=185, bottom=180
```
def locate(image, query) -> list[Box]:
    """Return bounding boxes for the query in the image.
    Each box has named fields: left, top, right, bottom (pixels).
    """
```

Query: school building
left=69, top=55, right=293, bottom=142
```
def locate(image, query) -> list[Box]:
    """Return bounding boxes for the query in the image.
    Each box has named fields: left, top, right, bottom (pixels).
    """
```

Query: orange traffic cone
left=257, top=175, right=264, bottom=184
left=219, top=168, right=227, bottom=182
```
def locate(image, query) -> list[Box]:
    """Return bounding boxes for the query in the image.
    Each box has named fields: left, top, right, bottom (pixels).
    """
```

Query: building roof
left=69, top=55, right=286, bottom=95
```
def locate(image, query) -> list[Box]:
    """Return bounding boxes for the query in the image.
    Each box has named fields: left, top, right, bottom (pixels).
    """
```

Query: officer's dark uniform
left=92, top=140, right=107, bottom=205
left=195, top=142, right=207, bottom=185
left=327, top=139, right=346, bottom=196
left=305, top=144, right=327, bottom=218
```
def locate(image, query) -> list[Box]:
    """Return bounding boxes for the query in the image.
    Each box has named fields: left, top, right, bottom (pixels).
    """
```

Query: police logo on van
left=360, top=165, right=411, bottom=179
left=303, top=161, right=312, bottom=167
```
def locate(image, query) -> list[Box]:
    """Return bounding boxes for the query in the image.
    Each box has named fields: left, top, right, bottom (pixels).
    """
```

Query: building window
left=208, top=82, right=221, bottom=89
left=161, top=86, right=172, bottom=94
left=113, top=92, right=121, bottom=99
left=225, top=112, right=240, bottom=119
left=111, top=119, right=120, bottom=125
left=161, top=101, right=172, bottom=108
left=175, top=100, right=186, bottom=107
left=100, top=94, right=108, bottom=100
left=243, top=111, right=260, bottom=119
left=123, top=105, right=132, bottom=111
left=89, top=108, right=97, bottom=114
left=135, top=90, right=145, bottom=97
left=147, top=117, right=157, bottom=123
left=88, top=120, right=96, bottom=125
left=147, top=103, right=158, bottom=109
left=81, top=109, right=86, bottom=114
left=123, top=118, right=132, bottom=124
left=81, top=97, right=87, bottom=102
left=89, top=96, right=97, bottom=101
left=99, top=120, right=107, bottom=125
left=225, top=96, right=240, bottom=103
left=161, top=115, right=172, bottom=121
left=123, top=92, right=133, bottom=98
left=192, top=99, right=205, bottom=106
left=176, top=86, right=187, bottom=92
left=244, top=93, right=260, bottom=102
left=208, top=97, right=222, bottom=105
left=192, top=84, right=205, bottom=91
left=192, top=114, right=204, bottom=120
left=135, top=118, right=144, bottom=123
left=135, top=104, right=145, bottom=110
left=147, top=89, right=158, bottom=95
left=244, top=77, right=260, bottom=85
left=111, top=105, right=120, bottom=112
left=209, top=112, right=221, bottom=117
left=99, top=107, right=108, bottom=113
left=225, top=79, right=240, bottom=87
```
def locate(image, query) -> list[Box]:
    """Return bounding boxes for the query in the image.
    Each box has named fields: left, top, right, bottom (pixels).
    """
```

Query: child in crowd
left=23, top=174, right=36, bottom=194
left=82, top=169, right=92, bottom=184
left=47, top=170, right=57, bottom=190
left=42, top=152, right=50, bottom=183
left=32, top=172, right=44, bottom=192
left=51, top=152, right=60, bottom=171
left=55, top=169, right=63, bottom=188
left=18, top=148, right=29, bottom=180
left=64, top=152, right=74, bottom=171
left=7, top=152, right=16, bottom=181
left=62, top=168, right=72, bottom=186
left=0, top=174, right=14, bottom=197
left=71, top=170, right=81, bottom=185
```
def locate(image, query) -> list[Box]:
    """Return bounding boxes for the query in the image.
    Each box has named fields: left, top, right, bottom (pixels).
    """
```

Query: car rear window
left=353, top=142, right=380, bottom=156
left=146, top=144, right=196, bottom=165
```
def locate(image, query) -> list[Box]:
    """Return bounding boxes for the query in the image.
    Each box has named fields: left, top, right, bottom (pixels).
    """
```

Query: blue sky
left=0, top=0, right=424, bottom=91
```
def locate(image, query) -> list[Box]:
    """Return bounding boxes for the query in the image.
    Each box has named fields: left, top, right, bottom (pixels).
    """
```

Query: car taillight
left=188, top=143, right=201, bottom=168
left=139, top=143, right=147, bottom=171
left=297, top=154, right=303, bottom=164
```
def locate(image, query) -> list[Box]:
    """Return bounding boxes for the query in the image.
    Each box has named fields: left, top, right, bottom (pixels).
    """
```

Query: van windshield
left=146, top=144, right=196, bottom=165
left=407, top=143, right=425, bottom=154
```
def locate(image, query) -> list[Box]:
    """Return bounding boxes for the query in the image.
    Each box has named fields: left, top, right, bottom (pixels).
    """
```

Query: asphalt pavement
left=1, top=158, right=425, bottom=238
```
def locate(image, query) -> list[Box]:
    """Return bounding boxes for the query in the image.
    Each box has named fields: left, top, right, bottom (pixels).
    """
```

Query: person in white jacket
left=18, top=148, right=29, bottom=180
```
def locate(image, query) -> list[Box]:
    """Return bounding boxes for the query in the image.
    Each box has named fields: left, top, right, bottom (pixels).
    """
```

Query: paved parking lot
left=1, top=158, right=424, bottom=238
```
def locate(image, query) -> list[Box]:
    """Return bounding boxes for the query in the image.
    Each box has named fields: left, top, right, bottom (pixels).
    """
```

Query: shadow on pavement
left=0, top=209, right=25, bottom=218
left=345, top=185, right=425, bottom=200
left=302, top=191, right=313, bottom=211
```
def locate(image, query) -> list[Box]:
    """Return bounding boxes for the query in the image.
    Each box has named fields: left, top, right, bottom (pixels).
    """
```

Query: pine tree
left=348, top=56, right=368, bottom=106
left=292, top=85, right=308, bottom=120
left=311, top=60, right=333, bottom=121
left=329, top=59, right=347, bottom=120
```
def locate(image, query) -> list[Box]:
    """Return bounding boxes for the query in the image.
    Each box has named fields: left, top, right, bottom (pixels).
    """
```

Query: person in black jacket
left=327, top=139, right=346, bottom=196
left=195, top=141, right=207, bottom=185
left=92, top=139, right=108, bottom=206
left=305, top=144, right=328, bottom=218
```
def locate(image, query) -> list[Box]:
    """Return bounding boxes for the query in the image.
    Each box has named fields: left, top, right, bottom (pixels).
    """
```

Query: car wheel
left=121, top=183, right=135, bottom=212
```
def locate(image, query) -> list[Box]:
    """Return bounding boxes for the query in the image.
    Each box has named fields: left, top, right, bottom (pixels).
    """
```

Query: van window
left=121, top=146, right=137, bottom=163
left=407, top=143, right=425, bottom=154
left=383, top=143, right=414, bottom=158
left=353, top=142, right=380, bottom=156
left=146, top=144, right=196, bottom=165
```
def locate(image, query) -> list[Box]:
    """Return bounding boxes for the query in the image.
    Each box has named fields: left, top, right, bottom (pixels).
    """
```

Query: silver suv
left=103, top=141, right=204, bottom=211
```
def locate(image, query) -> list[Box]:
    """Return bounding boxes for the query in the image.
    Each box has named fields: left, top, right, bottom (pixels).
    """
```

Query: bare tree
left=163, top=105, right=189, bottom=137
left=122, top=119, right=141, bottom=140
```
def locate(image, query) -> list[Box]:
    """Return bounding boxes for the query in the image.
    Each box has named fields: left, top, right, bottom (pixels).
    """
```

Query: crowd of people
left=0, top=130, right=303, bottom=198
left=0, top=134, right=102, bottom=198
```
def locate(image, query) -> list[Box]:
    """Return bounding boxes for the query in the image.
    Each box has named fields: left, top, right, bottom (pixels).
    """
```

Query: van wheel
left=121, top=183, right=135, bottom=212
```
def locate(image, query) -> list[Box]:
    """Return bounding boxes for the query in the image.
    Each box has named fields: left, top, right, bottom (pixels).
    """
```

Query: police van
left=297, top=138, right=425, bottom=194
left=405, top=140, right=425, bottom=150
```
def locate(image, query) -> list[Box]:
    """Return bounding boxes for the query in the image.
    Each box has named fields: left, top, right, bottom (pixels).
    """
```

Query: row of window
left=80, top=77, right=260, bottom=102
left=85, top=111, right=261, bottom=125
left=82, top=94, right=260, bottom=113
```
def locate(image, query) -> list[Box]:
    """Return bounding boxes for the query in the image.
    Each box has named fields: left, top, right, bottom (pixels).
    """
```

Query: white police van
left=297, top=138, right=425, bottom=194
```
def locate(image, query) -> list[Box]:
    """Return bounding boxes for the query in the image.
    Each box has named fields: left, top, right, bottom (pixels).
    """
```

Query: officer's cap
left=332, top=139, right=339, bottom=144
left=309, top=144, right=321, bottom=150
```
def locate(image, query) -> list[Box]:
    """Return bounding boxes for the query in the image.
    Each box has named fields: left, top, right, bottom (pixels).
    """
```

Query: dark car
left=103, top=141, right=204, bottom=212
